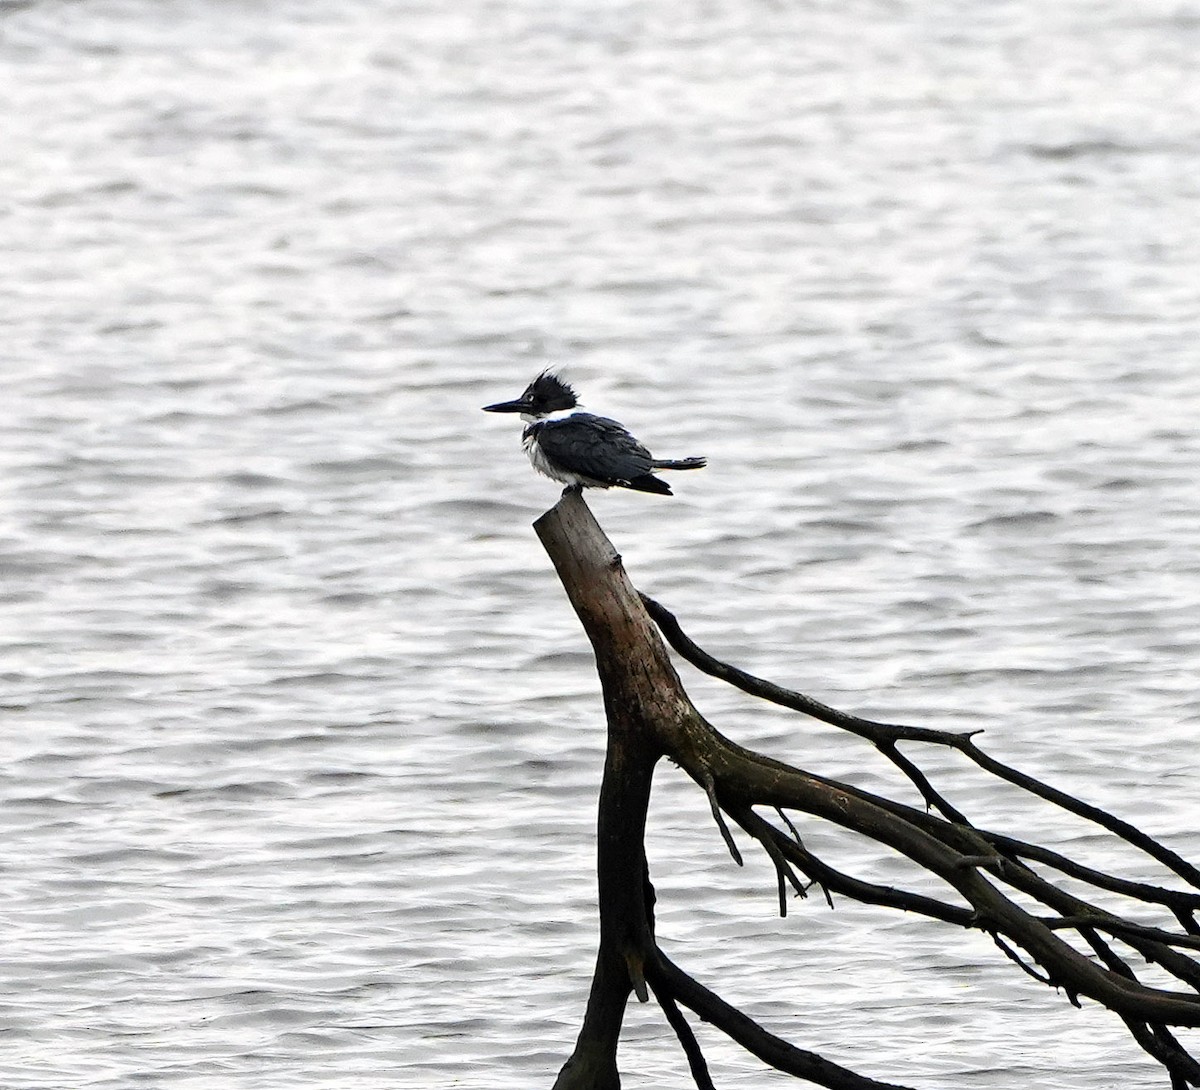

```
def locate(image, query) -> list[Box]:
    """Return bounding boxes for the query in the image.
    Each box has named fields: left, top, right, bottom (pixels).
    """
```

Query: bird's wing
left=532, top=413, right=655, bottom=484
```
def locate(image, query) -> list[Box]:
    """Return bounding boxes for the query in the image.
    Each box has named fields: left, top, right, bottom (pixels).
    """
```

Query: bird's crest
left=526, top=370, right=579, bottom=411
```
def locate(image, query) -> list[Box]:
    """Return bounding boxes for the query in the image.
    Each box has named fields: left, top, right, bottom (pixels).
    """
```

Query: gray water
left=4, top=1, right=1200, bottom=1087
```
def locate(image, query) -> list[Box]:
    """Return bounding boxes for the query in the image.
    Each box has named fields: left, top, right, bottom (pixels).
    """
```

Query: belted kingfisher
left=483, top=371, right=706, bottom=495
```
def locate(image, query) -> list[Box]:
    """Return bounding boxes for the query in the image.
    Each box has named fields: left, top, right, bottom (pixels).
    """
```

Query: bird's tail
left=651, top=456, right=707, bottom=471
left=626, top=474, right=673, bottom=495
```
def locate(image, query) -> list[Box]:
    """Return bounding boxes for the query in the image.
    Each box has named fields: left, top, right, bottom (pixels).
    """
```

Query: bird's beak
left=481, top=397, right=528, bottom=413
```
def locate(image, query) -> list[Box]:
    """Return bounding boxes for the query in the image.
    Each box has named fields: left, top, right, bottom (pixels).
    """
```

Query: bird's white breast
left=523, top=425, right=585, bottom=486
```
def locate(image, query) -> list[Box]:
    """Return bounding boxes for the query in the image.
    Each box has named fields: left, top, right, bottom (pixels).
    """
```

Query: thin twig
left=734, top=806, right=973, bottom=925
left=649, top=950, right=921, bottom=1090
left=726, top=804, right=806, bottom=916
left=990, top=932, right=1059, bottom=993
left=1120, top=1016, right=1200, bottom=1088
left=982, top=831, right=1200, bottom=916
left=648, top=973, right=716, bottom=1090
left=701, top=768, right=743, bottom=866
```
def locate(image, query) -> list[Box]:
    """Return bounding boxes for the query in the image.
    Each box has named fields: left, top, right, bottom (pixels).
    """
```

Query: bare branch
left=532, top=493, right=1200, bottom=1086
left=701, top=767, right=743, bottom=866
left=648, top=974, right=716, bottom=1090
left=644, top=594, right=1200, bottom=892
left=649, top=951, right=921, bottom=1090
left=733, top=805, right=973, bottom=925
left=982, top=830, right=1200, bottom=917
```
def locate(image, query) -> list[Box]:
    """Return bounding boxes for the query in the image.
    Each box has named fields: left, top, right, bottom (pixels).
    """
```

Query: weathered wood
left=537, top=492, right=677, bottom=1090
left=531, top=490, right=1200, bottom=1088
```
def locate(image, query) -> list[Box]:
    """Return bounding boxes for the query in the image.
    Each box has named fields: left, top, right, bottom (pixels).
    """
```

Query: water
left=3, top=1, right=1199, bottom=1087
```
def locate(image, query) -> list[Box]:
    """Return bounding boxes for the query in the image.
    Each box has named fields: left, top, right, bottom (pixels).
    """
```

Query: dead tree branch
left=532, top=491, right=1200, bottom=1089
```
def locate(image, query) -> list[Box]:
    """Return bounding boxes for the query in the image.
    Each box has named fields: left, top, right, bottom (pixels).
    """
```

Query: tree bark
left=537, top=493, right=670, bottom=1089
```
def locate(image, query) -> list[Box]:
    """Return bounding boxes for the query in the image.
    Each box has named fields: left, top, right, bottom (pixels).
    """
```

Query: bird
left=482, top=371, right=706, bottom=496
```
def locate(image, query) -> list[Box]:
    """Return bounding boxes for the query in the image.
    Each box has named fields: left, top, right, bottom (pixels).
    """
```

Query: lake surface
left=3, top=1, right=1199, bottom=1087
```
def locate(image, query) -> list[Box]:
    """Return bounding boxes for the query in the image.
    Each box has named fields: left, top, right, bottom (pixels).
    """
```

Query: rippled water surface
left=4, top=2, right=1200, bottom=1087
